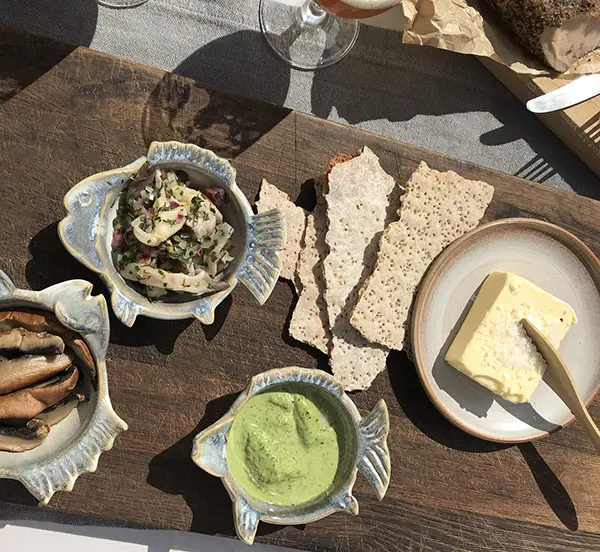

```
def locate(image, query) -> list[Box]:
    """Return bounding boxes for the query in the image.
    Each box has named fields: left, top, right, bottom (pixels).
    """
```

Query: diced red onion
left=204, top=186, right=225, bottom=206
left=112, top=232, right=124, bottom=248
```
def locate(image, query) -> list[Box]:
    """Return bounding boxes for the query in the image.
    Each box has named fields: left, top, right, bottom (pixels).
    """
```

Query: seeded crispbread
left=289, top=180, right=331, bottom=353
left=351, top=161, right=494, bottom=351
left=322, top=147, right=398, bottom=391
left=255, top=179, right=307, bottom=284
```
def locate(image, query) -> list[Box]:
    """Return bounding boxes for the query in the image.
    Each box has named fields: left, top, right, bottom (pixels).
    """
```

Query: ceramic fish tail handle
left=237, top=209, right=286, bottom=305
left=357, top=400, right=391, bottom=501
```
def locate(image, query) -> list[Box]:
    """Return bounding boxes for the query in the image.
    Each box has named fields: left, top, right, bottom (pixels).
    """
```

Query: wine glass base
left=98, top=0, right=149, bottom=7
left=259, top=0, right=360, bottom=70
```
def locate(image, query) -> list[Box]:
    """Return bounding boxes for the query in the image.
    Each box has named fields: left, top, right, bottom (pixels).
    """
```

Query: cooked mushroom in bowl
left=0, top=310, right=95, bottom=452
left=0, top=272, right=127, bottom=503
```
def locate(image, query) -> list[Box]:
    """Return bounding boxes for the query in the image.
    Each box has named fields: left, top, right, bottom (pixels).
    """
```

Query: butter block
left=445, top=271, right=577, bottom=403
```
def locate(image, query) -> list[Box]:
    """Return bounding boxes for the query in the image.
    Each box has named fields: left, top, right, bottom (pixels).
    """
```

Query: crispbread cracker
left=256, top=179, right=307, bottom=283
left=351, top=161, right=494, bottom=350
left=289, top=181, right=330, bottom=353
left=323, top=147, right=397, bottom=391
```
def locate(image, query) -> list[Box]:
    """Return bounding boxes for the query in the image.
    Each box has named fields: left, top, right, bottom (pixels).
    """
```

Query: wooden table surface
left=1, top=24, right=600, bottom=552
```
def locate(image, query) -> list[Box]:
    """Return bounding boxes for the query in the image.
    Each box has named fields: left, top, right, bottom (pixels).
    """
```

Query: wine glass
left=97, top=0, right=149, bottom=7
left=259, top=0, right=397, bottom=70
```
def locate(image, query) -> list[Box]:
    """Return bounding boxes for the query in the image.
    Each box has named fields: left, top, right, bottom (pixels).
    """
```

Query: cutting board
left=1, top=24, right=600, bottom=552
left=480, top=58, right=600, bottom=178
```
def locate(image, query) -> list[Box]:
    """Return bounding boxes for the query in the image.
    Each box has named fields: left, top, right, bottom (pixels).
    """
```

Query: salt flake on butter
left=445, top=271, right=577, bottom=404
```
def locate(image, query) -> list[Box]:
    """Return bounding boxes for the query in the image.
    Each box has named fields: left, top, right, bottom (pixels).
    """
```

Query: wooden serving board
left=480, top=58, right=600, bottom=178
left=1, top=24, right=600, bottom=552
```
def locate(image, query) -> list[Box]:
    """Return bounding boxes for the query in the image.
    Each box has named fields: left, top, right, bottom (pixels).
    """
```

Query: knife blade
left=526, top=74, right=600, bottom=114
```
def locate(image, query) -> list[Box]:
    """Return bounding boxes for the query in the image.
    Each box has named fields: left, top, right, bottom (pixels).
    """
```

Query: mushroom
left=0, top=310, right=74, bottom=337
left=35, top=392, right=86, bottom=427
left=0, top=418, right=50, bottom=452
left=0, top=352, right=75, bottom=395
left=0, top=327, right=65, bottom=355
left=67, top=337, right=96, bottom=377
left=0, top=311, right=96, bottom=376
left=0, top=367, right=79, bottom=426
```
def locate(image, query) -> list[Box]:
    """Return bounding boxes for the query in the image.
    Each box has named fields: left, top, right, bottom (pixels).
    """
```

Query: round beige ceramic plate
left=411, top=218, right=600, bottom=443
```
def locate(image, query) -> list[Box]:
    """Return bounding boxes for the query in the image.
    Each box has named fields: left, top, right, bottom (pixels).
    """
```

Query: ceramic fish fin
left=237, top=209, right=285, bottom=305
left=18, top=402, right=127, bottom=504
left=146, top=141, right=237, bottom=187
left=111, top=290, right=140, bottom=328
left=357, top=400, right=391, bottom=501
left=42, top=280, right=103, bottom=335
left=0, top=271, right=15, bottom=300
left=233, top=495, right=261, bottom=545
left=338, top=493, right=359, bottom=515
left=191, top=423, right=230, bottom=478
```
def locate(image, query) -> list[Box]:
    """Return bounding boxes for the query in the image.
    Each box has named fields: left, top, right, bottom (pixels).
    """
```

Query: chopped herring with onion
left=112, top=164, right=234, bottom=299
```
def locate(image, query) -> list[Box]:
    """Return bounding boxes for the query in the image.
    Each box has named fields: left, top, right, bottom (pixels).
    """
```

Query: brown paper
left=398, top=0, right=600, bottom=77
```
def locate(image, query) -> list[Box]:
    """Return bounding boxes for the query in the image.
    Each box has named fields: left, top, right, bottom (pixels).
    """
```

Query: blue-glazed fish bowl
left=0, top=271, right=127, bottom=503
left=192, top=367, right=391, bottom=545
left=59, top=141, right=286, bottom=327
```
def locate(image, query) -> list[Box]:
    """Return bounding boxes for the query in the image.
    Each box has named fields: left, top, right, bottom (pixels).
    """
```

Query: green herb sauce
left=227, top=385, right=345, bottom=506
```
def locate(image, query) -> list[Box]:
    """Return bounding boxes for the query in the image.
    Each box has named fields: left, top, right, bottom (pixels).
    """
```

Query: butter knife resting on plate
left=522, top=319, right=600, bottom=454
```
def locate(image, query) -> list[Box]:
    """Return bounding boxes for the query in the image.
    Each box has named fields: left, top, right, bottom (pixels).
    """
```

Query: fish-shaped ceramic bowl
left=0, top=271, right=127, bottom=503
left=192, top=367, right=391, bottom=544
left=59, top=141, right=285, bottom=327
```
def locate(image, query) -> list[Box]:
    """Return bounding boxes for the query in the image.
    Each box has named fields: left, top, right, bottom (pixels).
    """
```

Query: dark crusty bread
left=483, top=0, right=600, bottom=71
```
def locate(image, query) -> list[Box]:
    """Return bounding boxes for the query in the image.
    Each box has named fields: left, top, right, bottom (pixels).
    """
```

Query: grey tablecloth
left=1, top=0, right=599, bottom=196
left=0, top=0, right=598, bottom=540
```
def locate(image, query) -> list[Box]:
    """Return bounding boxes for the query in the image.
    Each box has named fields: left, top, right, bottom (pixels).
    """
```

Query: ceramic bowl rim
left=411, top=217, right=600, bottom=444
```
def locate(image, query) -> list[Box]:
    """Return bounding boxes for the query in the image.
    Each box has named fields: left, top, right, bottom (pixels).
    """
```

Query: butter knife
left=526, top=74, right=600, bottom=114
left=522, top=319, right=600, bottom=454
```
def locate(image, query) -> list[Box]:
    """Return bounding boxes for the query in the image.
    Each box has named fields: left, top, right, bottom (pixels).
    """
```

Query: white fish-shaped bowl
left=59, top=141, right=285, bottom=327
left=191, top=367, right=391, bottom=545
left=0, top=271, right=127, bottom=503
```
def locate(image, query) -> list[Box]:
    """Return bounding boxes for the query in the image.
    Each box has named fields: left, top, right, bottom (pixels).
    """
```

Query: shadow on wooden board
left=0, top=24, right=83, bottom=105
left=389, top=350, right=578, bottom=531
left=0, top=479, right=38, bottom=508
left=142, top=68, right=292, bottom=162
left=146, top=392, right=291, bottom=539
left=519, top=442, right=578, bottom=531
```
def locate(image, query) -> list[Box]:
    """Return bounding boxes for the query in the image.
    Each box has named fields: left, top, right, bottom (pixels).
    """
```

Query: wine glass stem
left=299, top=0, right=327, bottom=26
